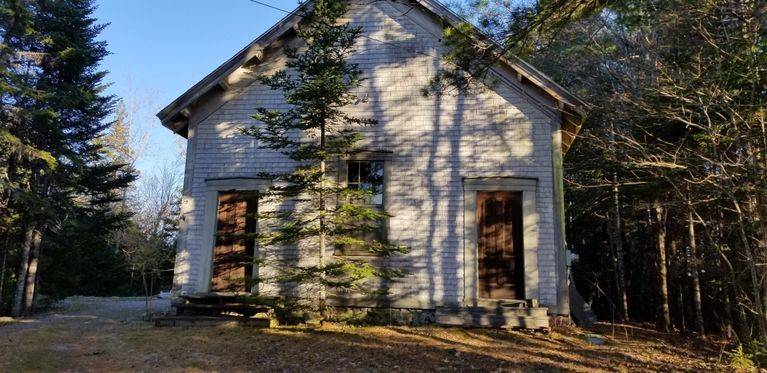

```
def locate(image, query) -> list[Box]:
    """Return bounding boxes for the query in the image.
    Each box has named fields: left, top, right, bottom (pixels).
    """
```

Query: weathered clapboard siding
left=168, top=0, right=573, bottom=316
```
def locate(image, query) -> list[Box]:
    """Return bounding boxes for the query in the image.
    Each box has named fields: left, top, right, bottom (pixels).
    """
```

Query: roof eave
left=413, top=0, right=590, bottom=154
left=157, top=0, right=590, bottom=154
left=156, top=2, right=312, bottom=137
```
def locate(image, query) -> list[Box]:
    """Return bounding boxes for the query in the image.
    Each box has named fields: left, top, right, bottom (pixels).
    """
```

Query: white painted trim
left=551, top=121, right=570, bottom=315
left=172, top=123, right=198, bottom=295
left=342, top=150, right=394, bottom=161
left=197, top=177, right=272, bottom=293
left=462, top=178, right=539, bottom=307
left=157, top=0, right=588, bottom=150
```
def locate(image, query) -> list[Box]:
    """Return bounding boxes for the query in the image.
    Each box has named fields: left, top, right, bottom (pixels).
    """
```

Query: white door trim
left=198, top=177, right=272, bottom=293
left=462, top=177, right=539, bottom=306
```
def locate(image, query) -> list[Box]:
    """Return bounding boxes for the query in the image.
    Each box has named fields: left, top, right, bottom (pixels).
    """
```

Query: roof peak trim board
left=156, top=0, right=589, bottom=153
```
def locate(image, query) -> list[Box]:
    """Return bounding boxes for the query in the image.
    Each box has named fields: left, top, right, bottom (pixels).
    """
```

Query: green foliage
left=328, top=306, right=432, bottom=326
left=445, top=0, right=767, bottom=347
left=430, top=0, right=606, bottom=94
left=272, top=297, right=316, bottom=325
left=40, top=208, right=133, bottom=299
left=0, top=0, right=136, bottom=314
left=240, top=0, right=407, bottom=312
left=0, top=129, right=57, bottom=170
left=233, top=293, right=279, bottom=308
left=727, top=344, right=758, bottom=371
left=334, top=307, right=391, bottom=326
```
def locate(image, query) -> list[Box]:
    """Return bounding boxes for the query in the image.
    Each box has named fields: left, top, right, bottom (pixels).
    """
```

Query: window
left=336, top=159, right=387, bottom=256
left=346, top=161, right=384, bottom=207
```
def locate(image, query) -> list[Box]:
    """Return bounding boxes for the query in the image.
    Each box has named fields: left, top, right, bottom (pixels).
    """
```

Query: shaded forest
left=0, top=0, right=177, bottom=317
left=445, top=0, right=767, bottom=360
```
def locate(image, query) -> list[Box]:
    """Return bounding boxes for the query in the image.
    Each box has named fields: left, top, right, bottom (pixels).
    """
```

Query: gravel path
left=0, top=296, right=170, bottom=333
left=0, top=296, right=173, bottom=371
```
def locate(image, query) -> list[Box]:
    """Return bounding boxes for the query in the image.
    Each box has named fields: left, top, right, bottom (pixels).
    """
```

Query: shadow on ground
left=0, top=297, right=726, bottom=372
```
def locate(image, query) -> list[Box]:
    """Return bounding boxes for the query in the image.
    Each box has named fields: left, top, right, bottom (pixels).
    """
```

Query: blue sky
left=93, top=0, right=293, bottom=176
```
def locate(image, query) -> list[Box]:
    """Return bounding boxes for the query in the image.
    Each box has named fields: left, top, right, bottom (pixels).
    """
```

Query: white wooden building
left=158, top=0, right=588, bottom=328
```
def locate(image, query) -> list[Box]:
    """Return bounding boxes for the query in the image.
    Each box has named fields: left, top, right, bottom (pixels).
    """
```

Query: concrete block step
left=436, top=306, right=549, bottom=329
left=437, top=306, right=548, bottom=318
left=475, top=299, right=531, bottom=308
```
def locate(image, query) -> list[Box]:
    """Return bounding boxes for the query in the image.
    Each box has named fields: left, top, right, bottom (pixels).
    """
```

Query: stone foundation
left=327, top=307, right=436, bottom=326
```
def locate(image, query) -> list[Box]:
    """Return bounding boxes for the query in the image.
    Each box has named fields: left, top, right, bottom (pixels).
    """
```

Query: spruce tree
left=241, top=0, right=406, bottom=315
left=0, top=0, right=132, bottom=315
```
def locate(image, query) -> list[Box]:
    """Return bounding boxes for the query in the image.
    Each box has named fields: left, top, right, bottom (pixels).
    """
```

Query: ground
left=0, top=297, right=731, bottom=372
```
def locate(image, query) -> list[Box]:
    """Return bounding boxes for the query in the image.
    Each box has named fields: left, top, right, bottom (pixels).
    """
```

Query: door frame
left=199, top=177, right=272, bottom=293
left=462, top=177, right=539, bottom=306
left=476, top=190, right=524, bottom=300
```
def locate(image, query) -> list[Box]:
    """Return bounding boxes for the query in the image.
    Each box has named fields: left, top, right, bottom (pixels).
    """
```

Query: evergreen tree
left=241, top=0, right=407, bottom=315
left=40, top=206, right=133, bottom=299
left=445, top=0, right=767, bottom=359
left=0, top=0, right=133, bottom=316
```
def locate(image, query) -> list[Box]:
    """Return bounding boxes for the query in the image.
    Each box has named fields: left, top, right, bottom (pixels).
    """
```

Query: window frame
left=334, top=151, right=393, bottom=256
left=346, top=160, right=385, bottom=208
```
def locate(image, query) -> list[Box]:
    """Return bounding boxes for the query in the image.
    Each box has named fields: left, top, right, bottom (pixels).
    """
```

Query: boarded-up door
left=477, top=191, right=524, bottom=299
left=211, top=192, right=258, bottom=292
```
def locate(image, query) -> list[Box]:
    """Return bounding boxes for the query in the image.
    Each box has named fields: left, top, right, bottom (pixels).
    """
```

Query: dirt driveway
left=0, top=297, right=728, bottom=372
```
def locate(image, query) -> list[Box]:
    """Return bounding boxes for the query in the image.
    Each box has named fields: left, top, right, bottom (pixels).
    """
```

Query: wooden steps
left=436, top=304, right=549, bottom=330
left=173, top=302, right=272, bottom=316
left=154, top=315, right=274, bottom=328
left=173, top=293, right=277, bottom=317
left=162, top=293, right=277, bottom=327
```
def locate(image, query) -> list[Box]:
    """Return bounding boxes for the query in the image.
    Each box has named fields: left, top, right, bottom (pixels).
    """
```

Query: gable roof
left=157, top=0, right=589, bottom=154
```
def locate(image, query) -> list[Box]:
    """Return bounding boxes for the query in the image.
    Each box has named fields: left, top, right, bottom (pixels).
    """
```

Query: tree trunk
left=141, top=268, right=151, bottom=321
left=22, top=227, right=43, bottom=313
left=611, top=179, right=629, bottom=321
left=721, top=288, right=734, bottom=339
left=10, top=222, right=37, bottom=317
left=686, top=202, right=705, bottom=336
left=711, top=208, right=752, bottom=341
left=670, top=238, right=687, bottom=333
left=32, top=268, right=41, bottom=309
left=636, top=238, right=648, bottom=318
left=318, top=124, right=326, bottom=314
left=677, top=284, right=687, bottom=333
left=655, top=202, right=671, bottom=332
left=727, top=259, right=750, bottom=341
left=752, top=195, right=767, bottom=329
left=0, top=231, right=10, bottom=304
left=113, top=187, right=129, bottom=252
left=731, top=196, right=767, bottom=343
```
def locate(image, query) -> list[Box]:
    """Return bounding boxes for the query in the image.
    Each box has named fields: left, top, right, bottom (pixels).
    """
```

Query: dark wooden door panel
left=477, top=191, right=524, bottom=299
left=211, top=192, right=257, bottom=292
